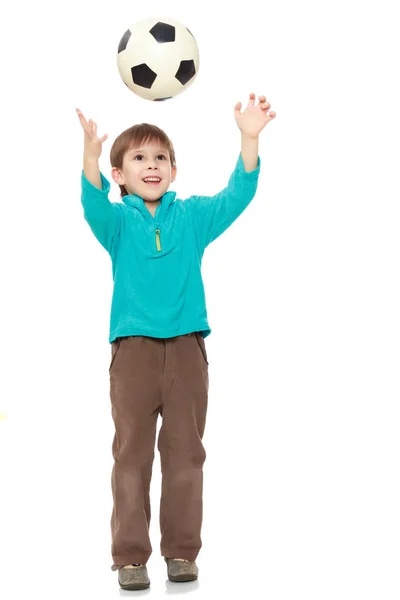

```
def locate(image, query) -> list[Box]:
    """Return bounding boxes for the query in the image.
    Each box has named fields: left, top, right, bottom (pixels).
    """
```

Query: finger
left=265, top=112, right=276, bottom=122
left=89, top=119, right=96, bottom=135
left=234, top=101, right=242, bottom=113
left=100, top=134, right=108, bottom=144
left=258, top=95, right=267, bottom=103
left=249, top=92, right=256, bottom=105
left=76, top=108, right=88, bottom=126
left=76, top=107, right=85, bottom=120
left=76, top=109, right=94, bottom=135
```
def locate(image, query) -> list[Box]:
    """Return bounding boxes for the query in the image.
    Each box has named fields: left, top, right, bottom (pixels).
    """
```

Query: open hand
left=76, top=108, right=108, bottom=160
left=234, top=93, right=276, bottom=138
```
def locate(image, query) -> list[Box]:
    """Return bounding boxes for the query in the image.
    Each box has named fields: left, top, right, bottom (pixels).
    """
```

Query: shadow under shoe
left=164, top=557, right=199, bottom=582
left=117, top=564, right=150, bottom=590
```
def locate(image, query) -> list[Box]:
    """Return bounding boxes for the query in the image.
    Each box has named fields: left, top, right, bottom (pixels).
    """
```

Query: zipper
left=155, top=228, right=161, bottom=251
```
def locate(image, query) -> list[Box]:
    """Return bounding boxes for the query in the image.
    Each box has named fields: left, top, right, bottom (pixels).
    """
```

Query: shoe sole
left=119, top=581, right=150, bottom=590
left=168, top=574, right=198, bottom=582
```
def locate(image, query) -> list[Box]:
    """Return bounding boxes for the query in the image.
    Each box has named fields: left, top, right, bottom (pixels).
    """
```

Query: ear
left=111, top=167, right=125, bottom=186
left=171, top=165, right=177, bottom=183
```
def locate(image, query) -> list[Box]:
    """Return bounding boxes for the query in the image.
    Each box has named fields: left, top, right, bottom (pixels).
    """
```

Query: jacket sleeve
left=185, top=153, right=261, bottom=250
left=80, top=170, right=123, bottom=257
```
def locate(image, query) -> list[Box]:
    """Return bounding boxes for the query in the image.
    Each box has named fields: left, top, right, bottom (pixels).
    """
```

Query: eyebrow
left=129, top=148, right=168, bottom=155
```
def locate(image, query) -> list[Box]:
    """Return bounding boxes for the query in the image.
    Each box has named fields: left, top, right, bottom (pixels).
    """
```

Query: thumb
left=100, top=133, right=108, bottom=143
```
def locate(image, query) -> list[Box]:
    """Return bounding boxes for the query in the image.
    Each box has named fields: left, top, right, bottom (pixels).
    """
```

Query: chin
left=149, top=188, right=168, bottom=198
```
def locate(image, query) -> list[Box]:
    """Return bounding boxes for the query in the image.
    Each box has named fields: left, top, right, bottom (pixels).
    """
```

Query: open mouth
left=143, top=177, right=161, bottom=186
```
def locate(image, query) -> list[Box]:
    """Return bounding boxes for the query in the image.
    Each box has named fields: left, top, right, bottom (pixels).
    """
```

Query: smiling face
left=111, top=140, right=177, bottom=206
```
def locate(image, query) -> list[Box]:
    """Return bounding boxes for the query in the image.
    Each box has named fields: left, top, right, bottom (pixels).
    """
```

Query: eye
left=157, top=155, right=166, bottom=160
left=133, top=155, right=143, bottom=160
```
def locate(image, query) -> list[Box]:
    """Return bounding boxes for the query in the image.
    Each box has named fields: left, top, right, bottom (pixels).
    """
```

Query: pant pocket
left=195, top=332, right=209, bottom=366
left=109, top=338, right=122, bottom=371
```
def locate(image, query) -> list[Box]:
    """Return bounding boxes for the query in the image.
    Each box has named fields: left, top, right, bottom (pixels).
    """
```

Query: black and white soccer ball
left=117, top=16, right=200, bottom=101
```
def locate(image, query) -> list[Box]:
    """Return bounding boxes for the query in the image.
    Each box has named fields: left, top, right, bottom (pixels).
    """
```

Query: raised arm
left=76, top=108, right=108, bottom=187
left=234, top=92, right=276, bottom=171
left=76, top=108, right=122, bottom=255
left=186, top=93, right=276, bottom=249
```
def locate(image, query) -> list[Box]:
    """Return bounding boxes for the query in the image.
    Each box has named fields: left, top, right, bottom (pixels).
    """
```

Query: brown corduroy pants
left=109, top=332, right=209, bottom=569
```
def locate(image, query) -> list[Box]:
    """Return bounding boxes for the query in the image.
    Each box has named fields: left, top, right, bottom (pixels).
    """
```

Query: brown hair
left=110, top=123, right=176, bottom=198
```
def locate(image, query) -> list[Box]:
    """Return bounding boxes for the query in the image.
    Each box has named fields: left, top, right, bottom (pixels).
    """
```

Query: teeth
left=143, top=178, right=161, bottom=182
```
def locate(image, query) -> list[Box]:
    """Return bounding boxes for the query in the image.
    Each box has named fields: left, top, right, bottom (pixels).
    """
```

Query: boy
left=76, top=93, right=276, bottom=590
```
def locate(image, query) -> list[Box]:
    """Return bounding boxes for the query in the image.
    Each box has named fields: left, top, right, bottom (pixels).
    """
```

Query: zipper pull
left=155, top=228, right=161, bottom=251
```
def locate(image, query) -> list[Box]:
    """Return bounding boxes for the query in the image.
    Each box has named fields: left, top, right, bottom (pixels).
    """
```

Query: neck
left=144, top=199, right=160, bottom=216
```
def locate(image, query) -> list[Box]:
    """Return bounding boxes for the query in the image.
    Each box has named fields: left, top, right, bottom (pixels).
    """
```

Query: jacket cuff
left=236, top=153, right=261, bottom=178
left=81, top=170, right=111, bottom=195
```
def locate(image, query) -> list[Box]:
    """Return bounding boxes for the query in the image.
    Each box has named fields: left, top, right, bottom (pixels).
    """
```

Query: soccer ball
left=117, top=16, right=200, bottom=101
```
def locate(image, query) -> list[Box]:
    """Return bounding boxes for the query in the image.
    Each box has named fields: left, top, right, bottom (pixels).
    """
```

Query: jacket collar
left=121, top=190, right=177, bottom=219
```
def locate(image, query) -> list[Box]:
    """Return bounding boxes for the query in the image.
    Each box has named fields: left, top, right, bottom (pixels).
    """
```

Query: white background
left=1, top=0, right=399, bottom=598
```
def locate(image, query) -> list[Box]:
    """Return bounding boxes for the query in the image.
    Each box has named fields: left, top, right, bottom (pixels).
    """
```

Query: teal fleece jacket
left=81, top=153, right=261, bottom=342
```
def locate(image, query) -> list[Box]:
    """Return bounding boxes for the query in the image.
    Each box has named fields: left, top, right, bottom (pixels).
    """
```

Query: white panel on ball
left=117, top=17, right=200, bottom=101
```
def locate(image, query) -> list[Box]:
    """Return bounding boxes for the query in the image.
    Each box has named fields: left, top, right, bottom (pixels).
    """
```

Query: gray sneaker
left=164, top=557, right=199, bottom=582
left=115, top=564, right=150, bottom=590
